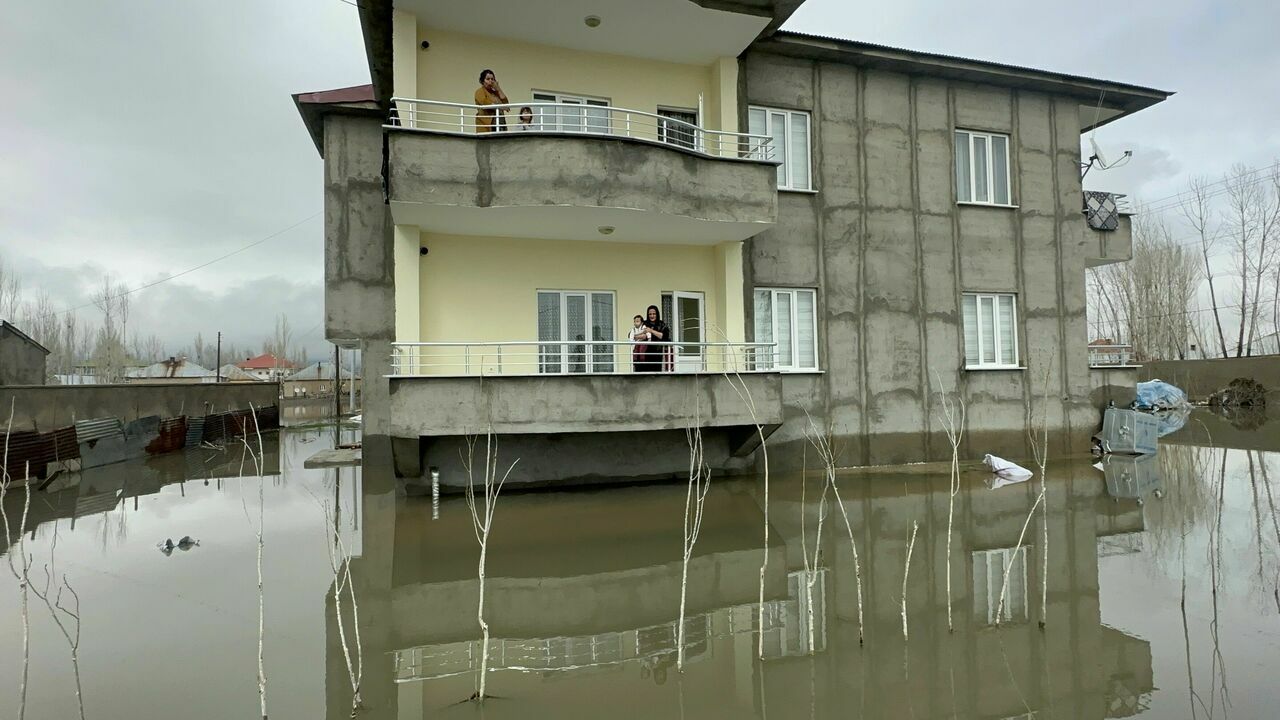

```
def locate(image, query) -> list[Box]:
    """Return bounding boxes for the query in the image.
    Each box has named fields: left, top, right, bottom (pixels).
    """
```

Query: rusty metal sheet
left=146, top=417, right=188, bottom=455
left=202, top=412, right=230, bottom=444
left=49, top=425, right=80, bottom=462
left=2, top=430, right=54, bottom=480
left=80, top=416, right=159, bottom=470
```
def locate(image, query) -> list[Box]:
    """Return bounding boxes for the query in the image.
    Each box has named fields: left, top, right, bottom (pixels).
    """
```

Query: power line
left=1129, top=160, right=1280, bottom=216
left=38, top=211, right=321, bottom=323
left=1138, top=165, right=1279, bottom=217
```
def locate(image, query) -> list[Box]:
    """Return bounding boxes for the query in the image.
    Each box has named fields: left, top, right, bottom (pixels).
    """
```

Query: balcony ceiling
left=391, top=202, right=773, bottom=245
left=395, top=0, right=769, bottom=65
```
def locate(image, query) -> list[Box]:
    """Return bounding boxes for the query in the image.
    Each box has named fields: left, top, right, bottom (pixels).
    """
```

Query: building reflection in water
left=325, top=453, right=1157, bottom=720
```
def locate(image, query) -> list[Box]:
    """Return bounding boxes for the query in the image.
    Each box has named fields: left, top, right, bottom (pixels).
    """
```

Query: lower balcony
left=387, top=341, right=784, bottom=438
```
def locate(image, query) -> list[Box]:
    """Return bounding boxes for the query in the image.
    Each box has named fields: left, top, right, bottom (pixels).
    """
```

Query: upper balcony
left=386, top=99, right=780, bottom=244
left=1084, top=191, right=1133, bottom=267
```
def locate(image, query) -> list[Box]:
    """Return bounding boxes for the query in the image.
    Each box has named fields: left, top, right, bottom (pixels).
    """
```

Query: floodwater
left=2, top=410, right=1279, bottom=719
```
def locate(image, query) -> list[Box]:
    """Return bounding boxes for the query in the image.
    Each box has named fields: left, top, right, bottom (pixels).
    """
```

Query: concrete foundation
left=0, top=382, right=280, bottom=432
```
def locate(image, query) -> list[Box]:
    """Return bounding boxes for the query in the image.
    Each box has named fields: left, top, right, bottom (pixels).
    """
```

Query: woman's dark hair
left=479, top=69, right=495, bottom=84
left=646, top=305, right=661, bottom=320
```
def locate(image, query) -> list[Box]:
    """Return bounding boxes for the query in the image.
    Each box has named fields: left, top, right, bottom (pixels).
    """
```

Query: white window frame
left=536, top=289, right=616, bottom=374
left=963, top=292, right=1020, bottom=369
left=748, top=106, right=812, bottom=191
left=972, top=547, right=1029, bottom=625
left=754, top=287, right=819, bottom=371
left=955, top=129, right=1013, bottom=206
left=656, top=106, right=700, bottom=151
left=531, top=91, right=611, bottom=134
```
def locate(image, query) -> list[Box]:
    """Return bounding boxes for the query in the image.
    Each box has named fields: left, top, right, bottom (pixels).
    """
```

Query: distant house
left=282, top=360, right=360, bottom=399
left=125, top=357, right=216, bottom=384
left=0, top=321, right=50, bottom=386
left=218, top=364, right=264, bottom=382
left=236, top=353, right=299, bottom=382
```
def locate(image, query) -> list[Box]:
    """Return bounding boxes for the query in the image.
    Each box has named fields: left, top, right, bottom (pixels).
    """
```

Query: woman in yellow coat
left=475, top=69, right=508, bottom=133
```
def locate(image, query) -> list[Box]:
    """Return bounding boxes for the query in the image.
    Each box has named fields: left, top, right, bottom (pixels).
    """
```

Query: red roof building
left=236, top=353, right=299, bottom=380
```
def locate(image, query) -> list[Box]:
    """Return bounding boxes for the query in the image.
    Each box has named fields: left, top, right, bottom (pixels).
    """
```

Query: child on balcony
left=628, top=315, right=650, bottom=371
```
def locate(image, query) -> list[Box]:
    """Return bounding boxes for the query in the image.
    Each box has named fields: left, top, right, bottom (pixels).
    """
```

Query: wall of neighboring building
left=0, top=332, right=48, bottom=386
left=1140, top=356, right=1280, bottom=400
left=0, top=382, right=279, bottom=432
left=742, top=51, right=1096, bottom=465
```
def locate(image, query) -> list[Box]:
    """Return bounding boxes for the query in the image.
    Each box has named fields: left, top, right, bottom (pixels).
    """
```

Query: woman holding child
left=634, top=305, right=669, bottom=373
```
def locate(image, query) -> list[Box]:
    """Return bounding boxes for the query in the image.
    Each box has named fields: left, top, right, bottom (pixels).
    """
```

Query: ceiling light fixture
left=584, top=15, right=602, bottom=28
left=597, top=225, right=615, bottom=235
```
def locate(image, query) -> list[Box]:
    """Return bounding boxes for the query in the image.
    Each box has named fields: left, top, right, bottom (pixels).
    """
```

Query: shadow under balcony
left=386, top=100, right=779, bottom=244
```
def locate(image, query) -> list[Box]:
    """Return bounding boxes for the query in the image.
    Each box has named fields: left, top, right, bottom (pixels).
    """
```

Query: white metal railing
left=388, top=97, right=776, bottom=163
left=1088, top=343, right=1134, bottom=367
left=389, top=341, right=779, bottom=377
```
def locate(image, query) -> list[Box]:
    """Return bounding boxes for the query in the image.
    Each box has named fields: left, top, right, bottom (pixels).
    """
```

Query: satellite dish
left=1090, top=137, right=1110, bottom=167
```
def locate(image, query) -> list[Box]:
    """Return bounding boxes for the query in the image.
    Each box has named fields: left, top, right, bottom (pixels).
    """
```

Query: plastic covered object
left=1134, top=379, right=1189, bottom=411
left=984, top=454, right=1034, bottom=481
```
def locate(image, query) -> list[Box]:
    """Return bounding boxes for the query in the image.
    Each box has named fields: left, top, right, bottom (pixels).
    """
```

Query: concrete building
left=0, top=321, right=50, bottom=386
left=295, top=0, right=1169, bottom=484
left=282, top=360, right=360, bottom=399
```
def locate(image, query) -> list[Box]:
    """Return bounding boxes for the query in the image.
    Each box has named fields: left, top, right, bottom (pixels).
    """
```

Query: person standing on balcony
left=638, top=305, right=670, bottom=372
left=475, top=69, right=508, bottom=133
left=515, top=106, right=536, bottom=132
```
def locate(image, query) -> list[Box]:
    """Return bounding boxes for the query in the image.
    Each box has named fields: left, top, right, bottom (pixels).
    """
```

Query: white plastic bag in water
left=984, top=454, right=1034, bottom=480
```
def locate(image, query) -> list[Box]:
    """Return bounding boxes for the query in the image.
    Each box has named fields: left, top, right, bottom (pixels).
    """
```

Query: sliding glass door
left=537, top=290, right=615, bottom=374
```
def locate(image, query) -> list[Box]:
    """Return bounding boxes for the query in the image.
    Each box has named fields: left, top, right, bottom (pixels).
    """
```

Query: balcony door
left=538, top=290, right=615, bottom=374
left=664, top=291, right=705, bottom=372
left=532, top=92, right=610, bottom=134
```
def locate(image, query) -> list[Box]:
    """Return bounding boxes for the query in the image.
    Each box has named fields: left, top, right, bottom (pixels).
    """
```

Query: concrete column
left=711, top=56, right=739, bottom=133
left=391, top=9, right=418, bottom=99
left=393, top=224, right=421, bottom=343
left=715, top=241, right=746, bottom=344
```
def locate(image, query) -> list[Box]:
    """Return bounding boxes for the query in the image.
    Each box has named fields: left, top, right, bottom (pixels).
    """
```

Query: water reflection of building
left=326, top=457, right=1154, bottom=719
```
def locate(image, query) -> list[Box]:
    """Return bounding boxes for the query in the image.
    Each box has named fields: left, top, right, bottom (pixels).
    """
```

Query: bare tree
left=1181, top=176, right=1229, bottom=357
left=0, top=257, right=23, bottom=321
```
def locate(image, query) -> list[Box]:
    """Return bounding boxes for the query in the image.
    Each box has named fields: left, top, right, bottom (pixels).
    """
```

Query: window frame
left=955, top=129, right=1013, bottom=206
left=656, top=106, right=700, bottom=151
left=531, top=91, right=611, bottom=134
left=747, top=105, right=813, bottom=192
left=754, top=287, right=819, bottom=371
left=962, top=292, right=1020, bottom=370
left=536, top=288, right=617, bottom=374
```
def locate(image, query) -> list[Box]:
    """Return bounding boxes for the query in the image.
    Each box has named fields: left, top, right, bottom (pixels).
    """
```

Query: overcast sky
left=2, top=0, right=1277, bottom=359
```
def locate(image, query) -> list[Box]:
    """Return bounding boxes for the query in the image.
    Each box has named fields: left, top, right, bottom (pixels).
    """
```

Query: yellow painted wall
left=393, top=224, right=421, bottom=342
left=411, top=28, right=731, bottom=131
left=419, top=234, right=723, bottom=345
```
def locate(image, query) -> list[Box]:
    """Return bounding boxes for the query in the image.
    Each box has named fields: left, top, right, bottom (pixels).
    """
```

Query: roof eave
left=760, top=31, right=1173, bottom=125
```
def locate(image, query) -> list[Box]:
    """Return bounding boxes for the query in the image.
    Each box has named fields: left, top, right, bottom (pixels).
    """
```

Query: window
left=657, top=107, right=698, bottom=150
left=963, top=293, right=1019, bottom=368
left=537, top=290, right=615, bottom=373
left=748, top=106, right=811, bottom=191
left=955, top=130, right=1011, bottom=205
left=754, top=288, right=818, bottom=370
left=972, top=547, right=1028, bottom=625
left=532, top=92, right=610, bottom=134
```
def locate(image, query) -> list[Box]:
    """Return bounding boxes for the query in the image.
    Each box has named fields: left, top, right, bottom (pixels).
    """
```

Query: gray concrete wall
left=1140, top=356, right=1280, bottom=400
left=0, top=382, right=279, bottom=432
left=0, top=332, right=47, bottom=386
left=323, top=114, right=395, bottom=437
left=388, top=372, right=781, bottom=437
left=743, top=50, right=1100, bottom=466
left=388, top=131, right=778, bottom=227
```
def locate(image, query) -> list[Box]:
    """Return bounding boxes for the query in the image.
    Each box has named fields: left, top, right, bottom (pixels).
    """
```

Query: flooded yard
left=2, top=410, right=1279, bottom=718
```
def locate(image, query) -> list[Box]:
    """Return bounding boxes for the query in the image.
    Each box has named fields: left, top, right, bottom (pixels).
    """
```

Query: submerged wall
left=0, top=382, right=279, bottom=432
left=1140, top=357, right=1280, bottom=400
left=742, top=50, right=1098, bottom=467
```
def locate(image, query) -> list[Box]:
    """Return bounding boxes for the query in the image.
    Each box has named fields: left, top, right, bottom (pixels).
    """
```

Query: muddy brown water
left=1, top=410, right=1278, bottom=718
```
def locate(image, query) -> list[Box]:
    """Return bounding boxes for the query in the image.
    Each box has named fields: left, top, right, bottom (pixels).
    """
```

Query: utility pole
left=216, top=331, right=222, bottom=383
left=334, top=344, right=341, bottom=419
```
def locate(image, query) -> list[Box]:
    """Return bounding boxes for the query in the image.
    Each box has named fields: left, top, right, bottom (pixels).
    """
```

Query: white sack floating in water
left=984, top=454, right=1034, bottom=480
